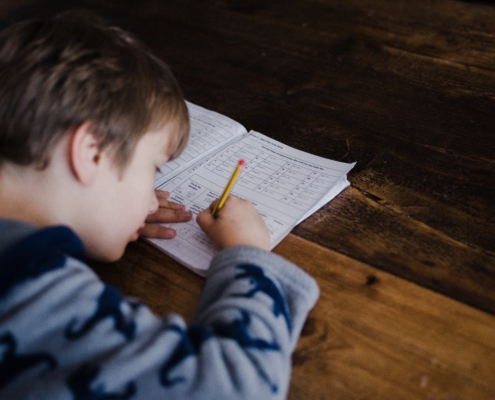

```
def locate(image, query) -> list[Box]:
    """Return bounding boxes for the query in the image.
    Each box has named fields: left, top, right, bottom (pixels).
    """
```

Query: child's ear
left=69, top=122, right=102, bottom=185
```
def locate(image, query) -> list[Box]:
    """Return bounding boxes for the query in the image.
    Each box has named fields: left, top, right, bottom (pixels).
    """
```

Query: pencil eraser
left=238, top=159, right=246, bottom=166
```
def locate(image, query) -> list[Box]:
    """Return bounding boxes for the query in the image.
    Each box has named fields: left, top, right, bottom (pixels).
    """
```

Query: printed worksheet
left=153, top=102, right=246, bottom=188
left=147, top=104, right=355, bottom=275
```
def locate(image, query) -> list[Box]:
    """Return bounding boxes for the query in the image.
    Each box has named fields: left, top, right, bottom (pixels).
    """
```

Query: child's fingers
left=208, top=199, right=219, bottom=213
left=196, top=206, right=216, bottom=232
left=140, top=190, right=192, bottom=238
left=155, top=190, right=171, bottom=200
left=197, top=198, right=226, bottom=228
left=138, top=223, right=176, bottom=239
left=146, top=207, right=192, bottom=224
left=197, top=196, right=271, bottom=251
left=155, top=191, right=185, bottom=210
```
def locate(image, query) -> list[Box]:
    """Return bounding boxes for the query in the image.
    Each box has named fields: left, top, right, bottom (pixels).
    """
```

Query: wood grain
left=277, top=235, right=495, bottom=400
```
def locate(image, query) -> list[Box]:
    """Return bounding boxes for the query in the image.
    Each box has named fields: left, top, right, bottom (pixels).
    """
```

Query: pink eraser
left=238, top=159, right=246, bottom=166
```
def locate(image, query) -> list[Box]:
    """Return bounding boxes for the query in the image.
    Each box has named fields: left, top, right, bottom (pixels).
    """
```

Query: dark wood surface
left=2, top=1, right=495, bottom=399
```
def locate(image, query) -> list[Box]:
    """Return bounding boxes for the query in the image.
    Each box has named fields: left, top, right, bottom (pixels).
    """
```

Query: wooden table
left=3, top=1, right=494, bottom=398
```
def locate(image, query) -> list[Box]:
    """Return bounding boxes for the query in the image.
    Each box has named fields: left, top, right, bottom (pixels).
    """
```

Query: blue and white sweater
left=0, top=219, right=319, bottom=399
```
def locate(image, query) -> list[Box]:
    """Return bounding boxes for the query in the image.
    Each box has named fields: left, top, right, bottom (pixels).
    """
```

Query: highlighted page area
left=148, top=120, right=355, bottom=275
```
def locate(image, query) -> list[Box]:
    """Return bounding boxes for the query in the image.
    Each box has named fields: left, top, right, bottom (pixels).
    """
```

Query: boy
left=0, top=12, right=319, bottom=400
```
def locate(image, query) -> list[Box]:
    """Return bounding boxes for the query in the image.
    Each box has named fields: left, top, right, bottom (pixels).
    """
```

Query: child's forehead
left=145, top=123, right=172, bottom=145
left=144, top=120, right=181, bottom=155
left=159, top=115, right=190, bottom=160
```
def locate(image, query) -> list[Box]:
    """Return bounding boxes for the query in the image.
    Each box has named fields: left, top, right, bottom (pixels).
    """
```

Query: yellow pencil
left=211, top=159, right=246, bottom=217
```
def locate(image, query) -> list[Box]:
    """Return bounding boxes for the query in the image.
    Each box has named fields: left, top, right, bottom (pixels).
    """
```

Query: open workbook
left=147, top=102, right=355, bottom=276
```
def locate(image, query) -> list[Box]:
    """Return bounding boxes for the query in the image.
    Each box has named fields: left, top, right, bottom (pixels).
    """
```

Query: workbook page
left=154, top=101, right=247, bottom=187
left=148, top=131, right=355, bottom=275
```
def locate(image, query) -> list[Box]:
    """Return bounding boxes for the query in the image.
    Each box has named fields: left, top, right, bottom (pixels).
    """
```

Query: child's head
left=0, top=12, right=190, bottom=261
left=0, top=11, right=189, bottom=171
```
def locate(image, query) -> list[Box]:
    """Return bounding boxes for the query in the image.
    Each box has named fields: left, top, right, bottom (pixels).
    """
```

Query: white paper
left=146, top=102, right=355, bottom=275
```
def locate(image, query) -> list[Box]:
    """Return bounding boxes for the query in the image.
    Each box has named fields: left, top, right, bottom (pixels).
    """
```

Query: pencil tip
left=239, top=159, right=246, bottom=166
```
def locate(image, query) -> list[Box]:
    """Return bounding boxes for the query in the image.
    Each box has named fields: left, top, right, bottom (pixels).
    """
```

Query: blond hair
left=0, top=12, right=189, bottom=170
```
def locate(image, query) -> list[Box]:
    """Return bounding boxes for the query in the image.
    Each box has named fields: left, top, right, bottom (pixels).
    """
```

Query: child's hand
left=197, top=196, right=271, bottom=251
left=138, top=190, right=192, bottom=239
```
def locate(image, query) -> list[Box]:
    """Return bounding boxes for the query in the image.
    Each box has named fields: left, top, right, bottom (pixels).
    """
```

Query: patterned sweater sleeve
left=189, top=246, right=320, bottom=399
left=0, top=224, right=319, bottom=400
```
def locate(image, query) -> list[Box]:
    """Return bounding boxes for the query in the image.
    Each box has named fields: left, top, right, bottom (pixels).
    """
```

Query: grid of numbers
left=203, top=142, right=342, bottom=211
